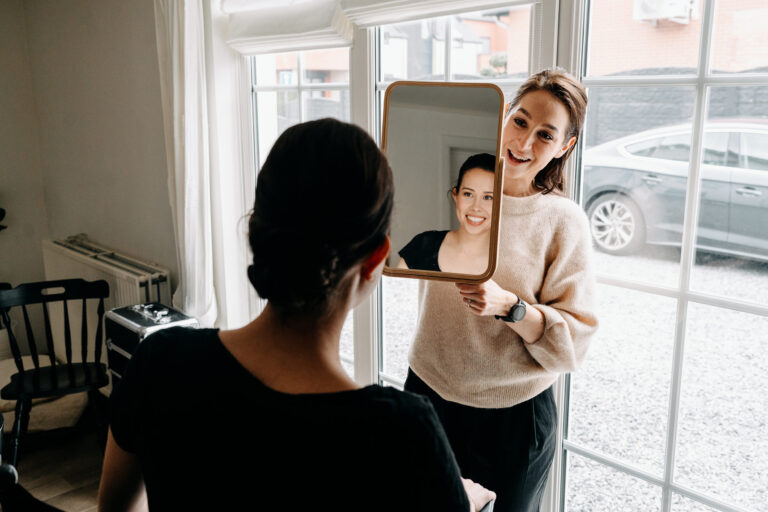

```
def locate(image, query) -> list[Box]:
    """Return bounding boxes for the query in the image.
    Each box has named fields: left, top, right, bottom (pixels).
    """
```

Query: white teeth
left=467, top=215, right=485, bottom=223
left=508, top=149, right=530, bottom=162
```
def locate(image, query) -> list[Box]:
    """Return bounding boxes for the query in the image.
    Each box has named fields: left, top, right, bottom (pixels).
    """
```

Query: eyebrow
left=518, top=107, right=560, bottom=134
left=461, top=186, right=494, bottom=194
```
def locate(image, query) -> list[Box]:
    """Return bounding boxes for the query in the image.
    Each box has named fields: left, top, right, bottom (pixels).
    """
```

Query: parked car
left=582, top=120, right=768, bottom=261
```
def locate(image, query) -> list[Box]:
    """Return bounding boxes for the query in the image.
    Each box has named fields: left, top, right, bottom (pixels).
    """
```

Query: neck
left=503, top=177, right=537, bottom=197
left=255, top=304, right=345, bottom=364
left=452, top=228, right=490, bottom=254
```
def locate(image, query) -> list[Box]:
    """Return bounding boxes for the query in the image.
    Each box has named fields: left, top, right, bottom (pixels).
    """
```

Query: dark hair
left=506, top=68, right=588, bottom=194
left=453, top=153, right=496, bottom=192
left=247, top=118, right=393, bottom=317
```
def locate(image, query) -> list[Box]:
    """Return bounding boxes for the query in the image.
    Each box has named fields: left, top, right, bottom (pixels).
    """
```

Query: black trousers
left=404, top=369, right=556, bottom=512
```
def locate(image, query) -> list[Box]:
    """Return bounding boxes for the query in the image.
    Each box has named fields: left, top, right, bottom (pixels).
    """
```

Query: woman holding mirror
left=396, top=153, right=496, bottom=274
left=98, top=118, right=495, bottom=512
left=402, top=69, right=598, bottom=512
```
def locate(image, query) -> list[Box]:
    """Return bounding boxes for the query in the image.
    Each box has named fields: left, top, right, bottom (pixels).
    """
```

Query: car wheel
left=587, top=194, right=646, bottom=255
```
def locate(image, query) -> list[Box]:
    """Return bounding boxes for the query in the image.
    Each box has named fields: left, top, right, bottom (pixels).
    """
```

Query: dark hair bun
left=247, top=118, right=393, bottom=315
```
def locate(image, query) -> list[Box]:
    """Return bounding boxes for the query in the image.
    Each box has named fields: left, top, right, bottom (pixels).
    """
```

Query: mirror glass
left=381, top=81, right=504, bottom=282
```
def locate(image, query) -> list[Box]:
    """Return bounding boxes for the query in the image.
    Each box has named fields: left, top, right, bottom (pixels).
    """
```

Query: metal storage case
left=105, top=303, right=198, bottom=389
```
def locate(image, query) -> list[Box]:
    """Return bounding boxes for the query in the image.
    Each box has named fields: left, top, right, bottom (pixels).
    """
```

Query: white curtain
left=154, top=0, right=218, bottom=326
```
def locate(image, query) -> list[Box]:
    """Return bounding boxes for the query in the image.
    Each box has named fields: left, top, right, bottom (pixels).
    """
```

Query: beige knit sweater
left=408, top=192, right=598, bottom=408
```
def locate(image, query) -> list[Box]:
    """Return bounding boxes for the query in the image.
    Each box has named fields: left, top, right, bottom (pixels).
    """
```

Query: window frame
left=558, top=1, right=768, bottom=512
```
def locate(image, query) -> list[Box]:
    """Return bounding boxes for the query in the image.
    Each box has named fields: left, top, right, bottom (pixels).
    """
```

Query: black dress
left=110, top=327, right=470, bottom=511
left=398, top=230, right=448, bottom=271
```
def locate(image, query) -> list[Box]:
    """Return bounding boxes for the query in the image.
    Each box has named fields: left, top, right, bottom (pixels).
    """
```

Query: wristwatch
left=495, top=296, right=526, bottom=323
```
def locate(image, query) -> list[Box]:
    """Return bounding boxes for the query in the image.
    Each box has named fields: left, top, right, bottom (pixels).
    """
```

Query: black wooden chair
left=0, top=279, right=110, bottom=467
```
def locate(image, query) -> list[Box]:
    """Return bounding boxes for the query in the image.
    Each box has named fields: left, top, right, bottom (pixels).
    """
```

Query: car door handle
left=643, top=174, right=662, bottom=185
left=735, top=187, right=762, bottom=197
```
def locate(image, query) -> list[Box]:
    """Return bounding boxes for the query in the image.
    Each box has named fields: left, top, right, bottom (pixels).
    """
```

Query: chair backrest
left=0, top=279, right=109, bottom=375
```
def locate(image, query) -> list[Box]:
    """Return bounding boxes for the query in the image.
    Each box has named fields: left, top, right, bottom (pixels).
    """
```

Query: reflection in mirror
left=381, top=82, right=503, bottom=282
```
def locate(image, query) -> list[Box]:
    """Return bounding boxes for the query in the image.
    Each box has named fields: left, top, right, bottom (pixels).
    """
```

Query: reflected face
left=452, top=168, right=495, bottom=234
left=502, top=89, right=574, bottom=187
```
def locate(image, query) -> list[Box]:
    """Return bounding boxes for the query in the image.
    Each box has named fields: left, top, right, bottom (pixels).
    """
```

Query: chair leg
left=9, top=399, right=30, bottom=468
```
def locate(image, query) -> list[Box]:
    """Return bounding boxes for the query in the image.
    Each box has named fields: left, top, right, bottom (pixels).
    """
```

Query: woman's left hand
left=456, top=279, right=517, bottom=317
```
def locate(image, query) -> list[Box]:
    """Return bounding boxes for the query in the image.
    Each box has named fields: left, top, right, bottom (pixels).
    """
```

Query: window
left=566, top=1, right=768, bottom=511
left=250, top=47, right=354, bottom=377
left=252, top=48, right=350, bottom=168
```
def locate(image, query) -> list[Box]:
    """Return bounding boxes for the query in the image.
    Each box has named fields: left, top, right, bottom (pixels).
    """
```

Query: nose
left=519, top=129, right=535, bottom=152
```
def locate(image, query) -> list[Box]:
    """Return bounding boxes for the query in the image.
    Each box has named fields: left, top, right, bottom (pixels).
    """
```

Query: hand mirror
left=381, top=81, right=504, bottom=283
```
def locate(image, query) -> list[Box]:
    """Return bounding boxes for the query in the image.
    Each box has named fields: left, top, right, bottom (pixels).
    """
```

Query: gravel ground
left=343, top=245, right=768, bottom=512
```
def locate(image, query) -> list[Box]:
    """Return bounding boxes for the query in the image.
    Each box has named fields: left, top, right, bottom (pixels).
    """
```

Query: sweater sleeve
left=525, top=205, right=598, bottom=373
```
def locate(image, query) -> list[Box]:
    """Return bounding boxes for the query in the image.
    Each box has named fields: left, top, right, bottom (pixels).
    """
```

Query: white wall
left=0, top=0, right=50, bottom=287
left=22, top=0, right=178, bottom=283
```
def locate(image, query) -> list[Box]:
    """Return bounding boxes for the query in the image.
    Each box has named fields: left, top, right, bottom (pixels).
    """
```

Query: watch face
left=512, top=303, right=526, bottom=322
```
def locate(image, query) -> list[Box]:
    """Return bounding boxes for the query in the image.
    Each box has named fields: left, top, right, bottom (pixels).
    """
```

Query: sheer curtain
left=153, top=0, right=255, bottom=328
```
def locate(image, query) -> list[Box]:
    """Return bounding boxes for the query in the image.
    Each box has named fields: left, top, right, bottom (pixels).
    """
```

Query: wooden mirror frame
left=381, top=81, right=505, bottom=283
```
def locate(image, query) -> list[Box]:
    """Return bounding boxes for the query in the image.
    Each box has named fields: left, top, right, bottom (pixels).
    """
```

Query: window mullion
left=350, top=25, right=380, bottom=386
left=660, top=0, right=718, bottom=510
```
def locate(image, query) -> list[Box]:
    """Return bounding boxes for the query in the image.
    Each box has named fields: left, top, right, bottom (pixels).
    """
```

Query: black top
left=398, top=230, right=449, bottom=271
left=110, top=327, right=469, bottom=511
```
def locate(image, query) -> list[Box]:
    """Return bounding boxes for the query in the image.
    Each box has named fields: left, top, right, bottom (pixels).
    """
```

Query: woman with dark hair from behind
left=97, top=118, right=495, bottom=511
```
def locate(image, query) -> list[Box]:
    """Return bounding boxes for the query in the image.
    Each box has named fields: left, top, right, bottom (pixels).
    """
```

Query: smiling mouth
left=507, top=149, right=531, bottom=164
left=466, top=215, right=486, bottom=226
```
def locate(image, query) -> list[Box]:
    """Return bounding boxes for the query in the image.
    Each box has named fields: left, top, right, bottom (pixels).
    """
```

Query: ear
left=451, top=187, right=458, bottom=201
left=555, top=135, right=577, bottom=159
left=361, top=236, right=391, bottom=281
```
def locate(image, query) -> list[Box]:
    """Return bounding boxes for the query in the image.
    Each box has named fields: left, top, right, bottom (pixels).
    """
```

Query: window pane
left=302, top=47, right=349, bottom=83
left=676, top=304, right=768, bottom=511
left=381, top=276, right=419, bottom=382
left=581, top=87, right=697, bottom=286
left=255, top=53, right=298, bottom=85
left=256, top=91, right=299, bottom=165
left=586, top=0, right=702, bottom=77
left=568, top=285, right=675, bottom=474
left=565, top=454, right=662, bottom=511
left=710, top=0, right=768, bottom=74
left=302, top=90, right=350, bottom=122
left=380, top=18, right=447, bottom=81
left=690, top=87, right=768, bottom=304
left=450, top=6, right=531, bottom=80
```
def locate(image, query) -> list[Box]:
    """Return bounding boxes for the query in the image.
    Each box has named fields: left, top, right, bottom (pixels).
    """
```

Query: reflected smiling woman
left=402, top=69, right=599, bottom=512
left=397, top=153, right=496, bottom=274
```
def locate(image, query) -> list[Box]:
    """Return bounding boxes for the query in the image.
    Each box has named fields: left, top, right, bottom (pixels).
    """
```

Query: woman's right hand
left=461, top=477, right=496, bottom=512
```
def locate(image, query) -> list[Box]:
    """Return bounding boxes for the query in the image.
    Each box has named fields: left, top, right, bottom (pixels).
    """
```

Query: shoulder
left=403, top=230, right=448, bottom=248
left=133, top=327, right=221, bottom=367
left=540, top=193, right=590, bottom=236
left=362, top=386, right=440, bottom=428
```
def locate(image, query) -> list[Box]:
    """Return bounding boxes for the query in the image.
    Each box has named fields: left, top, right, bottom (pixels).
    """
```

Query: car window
left=740, top=132, right=768, bottom=171
left=626, top=137, right=661, bottom=157
left=652, top=133, right=691, bottom=162
left=701, top=131, right=732, bottom=166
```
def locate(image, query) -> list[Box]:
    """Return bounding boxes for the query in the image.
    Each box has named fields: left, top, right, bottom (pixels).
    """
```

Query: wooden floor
left=14, top=430, right=102, bottom=511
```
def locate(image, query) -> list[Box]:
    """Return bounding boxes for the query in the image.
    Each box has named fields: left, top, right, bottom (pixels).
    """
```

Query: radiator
left=41, top=234, right=173, bottom=393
